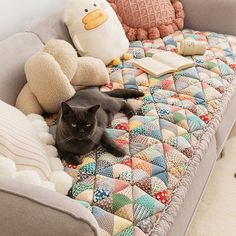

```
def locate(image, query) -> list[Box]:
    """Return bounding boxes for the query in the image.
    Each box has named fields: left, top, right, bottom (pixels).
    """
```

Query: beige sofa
left=0, top=0, right=236, bottom=235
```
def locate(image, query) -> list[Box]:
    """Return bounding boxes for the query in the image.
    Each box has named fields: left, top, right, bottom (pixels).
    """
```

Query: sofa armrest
left=182, top=0, right=236, bottom=36
left=0, top=177, right=100, bottom=236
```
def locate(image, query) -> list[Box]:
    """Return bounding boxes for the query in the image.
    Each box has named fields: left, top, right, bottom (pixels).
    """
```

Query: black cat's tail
left=103, top=89, right=144, bottom=99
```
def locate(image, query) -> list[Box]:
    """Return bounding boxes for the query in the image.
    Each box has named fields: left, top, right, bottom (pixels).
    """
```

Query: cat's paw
left=127, top=110, right=136, bottom=119
left=133, top=91, right=145, bottom=98
left=67, top=156, right=83, bottom=166
left=111, top=148, right=126, bottom=157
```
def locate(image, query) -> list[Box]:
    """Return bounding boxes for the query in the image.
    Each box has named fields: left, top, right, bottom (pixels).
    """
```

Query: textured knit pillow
left=0, top=100, right=51, bottom=180
left=108, top=0, right=185, bottom=41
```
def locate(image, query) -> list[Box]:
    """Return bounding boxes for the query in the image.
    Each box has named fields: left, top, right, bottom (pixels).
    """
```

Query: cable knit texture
left=108, top=0, right=185, bottom=41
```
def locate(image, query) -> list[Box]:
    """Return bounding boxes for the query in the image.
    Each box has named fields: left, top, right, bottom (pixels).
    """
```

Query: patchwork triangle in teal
left=106, top=129, right=127, bottom=140
left=80, top=162, right=96, bottom=175
left=132, top=143, right=165, bottom=166
left=97, top=165, right=113, bottom=178
left=151, top=154, right=166, bottom=169
left=166, top=134, right=192, bottom=152
left=131, top=120, right=162, bottom=141
left=217, top=59, right=234, bottom=76
left=186, top=110, right=206, bottom=132
left=163, top=37, right=177, bottom=46
left=179, top=83, right=205, bottom=100
left=152, top=165, right=168, bottom=186
left=133, top=186, right=165, bottom=224
left=139, top=104, right=158, bottom=116
left=142, top=94, right=155, bottom=104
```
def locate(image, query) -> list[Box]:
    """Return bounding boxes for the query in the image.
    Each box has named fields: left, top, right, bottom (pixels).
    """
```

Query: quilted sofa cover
left=64, top=30, right=236, bottom=236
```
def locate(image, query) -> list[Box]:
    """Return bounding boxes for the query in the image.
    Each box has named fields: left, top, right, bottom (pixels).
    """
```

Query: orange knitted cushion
left=108, top=0, right=185, bottom=41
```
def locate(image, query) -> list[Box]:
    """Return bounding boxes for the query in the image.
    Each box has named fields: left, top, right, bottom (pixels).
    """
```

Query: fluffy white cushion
left=0, top=156, right=56, bottom=191
left=40, top=180, right=56, bottom=191
left=0, top=157, right=16, bottom=178
left=0, top=101, right=51, bottom=180
left=27, top=114, right=73, bottom=194
left=50, top=171, right=73, bottom=195
left=64, top=0, right=129, bottom=65
left=48, top=157, right=64, bottom=171
left=45, top=145, right=58, bottom=157
left=27, top=113, right=45, bottom=122
left=0, top=101, right=72, bottom=195
left=37, top=132, right=55, bottom=145
left=16, top=170, right=41, bottom=185
left=31, top=119, right=49, bottom=132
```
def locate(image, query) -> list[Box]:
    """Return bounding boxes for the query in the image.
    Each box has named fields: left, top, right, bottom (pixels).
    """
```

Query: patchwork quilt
left=64, top=30, right=236, bottom=236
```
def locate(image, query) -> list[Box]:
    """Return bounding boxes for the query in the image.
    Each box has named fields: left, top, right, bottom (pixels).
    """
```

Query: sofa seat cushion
left=0, top=177, right=100, bottom=236
left=63, top=30, right=236, bottom=235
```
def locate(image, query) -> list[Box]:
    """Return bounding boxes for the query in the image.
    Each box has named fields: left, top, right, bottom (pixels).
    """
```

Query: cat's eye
left=93, top=3, right=97, bottom=7
left=71, top=123, right=77, bottom=128
left=86, top=124, right=92, bottom=127
left=85, top=9, right=88, bottom=12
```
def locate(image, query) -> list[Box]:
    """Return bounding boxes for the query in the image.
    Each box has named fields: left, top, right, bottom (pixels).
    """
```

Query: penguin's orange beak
left=82, top=9, right=108, bottom=31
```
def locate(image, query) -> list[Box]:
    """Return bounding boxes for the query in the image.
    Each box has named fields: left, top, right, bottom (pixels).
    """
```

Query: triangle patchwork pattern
left=94, top=186, right=133, bottom=222
left=92, top=206, right=133, bottom=235
left=129, top=115, right=162, bottom=141
left=148, top=74, right=176, bottom=92
left=133, top=186, right=165, bottom=225
left=65, top=31, right=236, bottom=235
left=160, top=119, right=188, bottom=141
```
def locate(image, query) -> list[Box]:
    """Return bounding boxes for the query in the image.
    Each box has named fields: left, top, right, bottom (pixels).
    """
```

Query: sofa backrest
left=27, top=11, right=74, bottom=46
left=0, top=32, right=44, bottom=106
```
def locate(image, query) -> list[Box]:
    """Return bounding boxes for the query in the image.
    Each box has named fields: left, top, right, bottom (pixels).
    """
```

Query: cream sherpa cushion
left=25, top=53, right=76, bottom=114
left=71, top=57, right=109, bottom=89
left=16, top=39, right=77, bottom=114
left=16, top=84, right=43, bottom=115
left=16, top=39, right=111, bottom=115
left=0, top=101, right=72, bottom=195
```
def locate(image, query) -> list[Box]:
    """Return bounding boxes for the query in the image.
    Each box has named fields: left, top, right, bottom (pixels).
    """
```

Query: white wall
left=0, top=0, right=66, bottom=40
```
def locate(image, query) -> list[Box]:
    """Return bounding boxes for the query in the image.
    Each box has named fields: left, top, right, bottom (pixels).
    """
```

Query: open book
left=134, top=50, right=195, bottom=78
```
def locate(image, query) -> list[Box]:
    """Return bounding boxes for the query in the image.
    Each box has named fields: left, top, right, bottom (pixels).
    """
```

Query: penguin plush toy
left=64, top=0, right=131, bottom=66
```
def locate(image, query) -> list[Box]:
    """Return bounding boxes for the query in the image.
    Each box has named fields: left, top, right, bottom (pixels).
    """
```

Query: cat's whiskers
left=57, top=135, right=74, bottom=144
left=64, top=136, right=74, bottom=142
left=57, top=125, right=74, bottom=143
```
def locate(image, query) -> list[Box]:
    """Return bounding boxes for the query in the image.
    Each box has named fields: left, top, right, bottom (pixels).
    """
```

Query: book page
left=152, top=51, right=195, bottom=71
left=134, top=57, right=175, bottom=78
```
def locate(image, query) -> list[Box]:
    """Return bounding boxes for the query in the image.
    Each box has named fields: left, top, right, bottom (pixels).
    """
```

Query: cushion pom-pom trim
left=126, top=27, right=138, bottom=41
left=111, top=0, right=185, bottom=41
left=137, top=28, right=148, bottom=41
left=148, top=27, right=160, bottom=40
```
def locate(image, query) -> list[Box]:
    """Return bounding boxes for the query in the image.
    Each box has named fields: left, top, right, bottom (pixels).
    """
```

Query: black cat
left=56, top=88, right=144, bottom=165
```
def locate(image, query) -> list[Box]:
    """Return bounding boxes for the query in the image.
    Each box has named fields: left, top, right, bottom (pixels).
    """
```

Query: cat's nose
left=80, top=129, right=85, bottom=133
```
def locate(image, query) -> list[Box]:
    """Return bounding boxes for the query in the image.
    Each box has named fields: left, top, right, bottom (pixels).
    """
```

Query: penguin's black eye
left=85, top=9, right=88, bottom=12
left=93, top=3, right=97, bottom=7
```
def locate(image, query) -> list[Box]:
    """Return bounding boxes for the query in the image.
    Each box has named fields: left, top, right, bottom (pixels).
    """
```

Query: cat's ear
left=61, top=102, right=73, bottom=116
left=88, top=105, right=100, bottom=114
